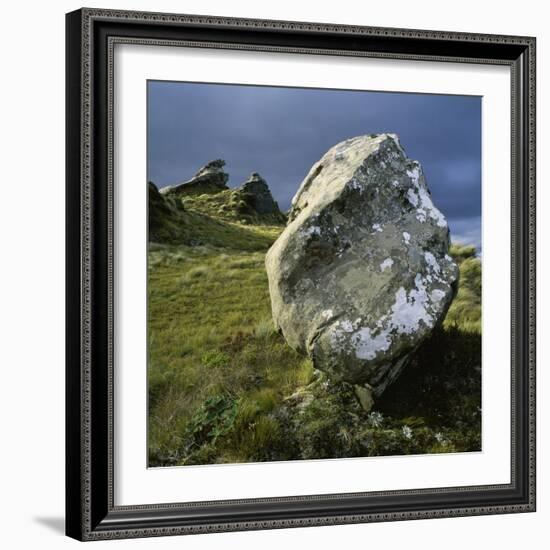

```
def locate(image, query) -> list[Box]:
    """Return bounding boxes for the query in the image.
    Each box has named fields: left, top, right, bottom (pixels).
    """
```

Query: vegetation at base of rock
left=148, top=220, right=481, bottom=466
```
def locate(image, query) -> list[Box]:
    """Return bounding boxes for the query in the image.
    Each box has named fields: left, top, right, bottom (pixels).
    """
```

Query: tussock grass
left=254, top=317, right=277, bottom=341
left=148, top=227, right=314, bottom=465
left=445, top=243, right=482, bottom=333
left=179, top=265, right=209, bottom=285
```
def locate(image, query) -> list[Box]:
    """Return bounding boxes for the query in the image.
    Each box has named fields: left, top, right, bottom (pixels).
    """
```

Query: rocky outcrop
left=265, top=134, right=458, bottom=409
left=237, top=172, right=281, bottom=215
left=161, top=159, right=229, bottom=196
left=148, top=181, right=187, bottom=242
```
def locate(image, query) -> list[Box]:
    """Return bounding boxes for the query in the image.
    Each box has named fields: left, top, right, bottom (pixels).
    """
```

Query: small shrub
left=367, top=411, right=384, bottom=428
left=185, top=394, right=238, bottom=448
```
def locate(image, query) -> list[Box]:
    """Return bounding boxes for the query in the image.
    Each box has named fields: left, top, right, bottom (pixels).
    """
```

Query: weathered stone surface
left=265, top=134, right=458, bottom=403
left=238, top=172, right=281, bottom=214
left=161, top=159, right=229, bottom=196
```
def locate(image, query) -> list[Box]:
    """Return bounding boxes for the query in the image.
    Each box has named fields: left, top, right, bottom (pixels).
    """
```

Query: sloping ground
left=148, top=223, right=482, bottom=465
left=183, top=187, right=287, bottom=226
left=148, top=236, right=313, bottom=466
left=149, top=182, right=280, bottom=249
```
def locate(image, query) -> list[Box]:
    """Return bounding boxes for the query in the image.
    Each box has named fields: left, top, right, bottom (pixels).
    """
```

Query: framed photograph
left=66, top=8, right=536, bottom=541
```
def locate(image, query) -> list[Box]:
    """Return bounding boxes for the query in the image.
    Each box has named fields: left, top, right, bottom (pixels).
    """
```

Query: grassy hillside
left=444, top=243, right=482, bottom=333
left=148, top=241, right=314, bottom=465
left=148, top=182, right=280, bottom=249
left=148, top=198, right=482, bottom=466
left=183, top=187, right=287, bottom=226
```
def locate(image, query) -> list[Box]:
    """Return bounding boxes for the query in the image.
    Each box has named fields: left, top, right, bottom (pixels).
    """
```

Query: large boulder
left=265, top=134, right=458, bottom=409
left=161, top=159, right=229, bottom=196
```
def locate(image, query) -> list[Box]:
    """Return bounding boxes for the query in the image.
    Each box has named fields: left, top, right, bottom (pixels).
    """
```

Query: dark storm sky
left=147, top=81, right=482, bottom=248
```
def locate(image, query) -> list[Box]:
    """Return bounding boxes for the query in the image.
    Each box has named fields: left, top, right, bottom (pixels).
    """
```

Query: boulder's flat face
left=266, top=134, right=458, bottom=397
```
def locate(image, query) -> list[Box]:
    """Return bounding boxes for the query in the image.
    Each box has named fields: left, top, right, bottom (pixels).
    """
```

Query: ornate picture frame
left=66, top=7, right=536, bottom=541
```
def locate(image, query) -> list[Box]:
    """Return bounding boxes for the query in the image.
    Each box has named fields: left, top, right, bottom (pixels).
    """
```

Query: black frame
left=66, top=8, right=536, bottom=541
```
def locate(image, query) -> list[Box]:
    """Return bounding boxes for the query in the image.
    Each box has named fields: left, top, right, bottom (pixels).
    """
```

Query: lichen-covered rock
left=238, top=172, right=281, bottom=214
left=265, top=134, right=458, bottom=406
left=161, top=159, right=229, bottom=196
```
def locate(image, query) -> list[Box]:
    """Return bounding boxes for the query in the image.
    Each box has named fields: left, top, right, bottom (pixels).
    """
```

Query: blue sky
left=148, top=81, right=481, bottom=248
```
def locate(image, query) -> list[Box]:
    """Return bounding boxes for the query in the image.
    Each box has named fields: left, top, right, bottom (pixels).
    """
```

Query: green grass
left=148, top=216, right=482, bottom=465
left=444, top=243, right=482, bottom=333
left=149, top=208, right=280, bottom=250
left=148, top=230, right=317, bottom=465
left=148, top=181, right=281, bottom=248
left=183, top=188, right=287, bottom=225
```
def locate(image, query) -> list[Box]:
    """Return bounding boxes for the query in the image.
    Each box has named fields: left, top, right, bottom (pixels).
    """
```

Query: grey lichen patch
left=265, top=134, right=458, bottom=402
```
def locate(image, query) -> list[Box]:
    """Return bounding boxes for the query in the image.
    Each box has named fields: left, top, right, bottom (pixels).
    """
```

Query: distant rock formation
left=237, top=172, right=282, bottom=215
left=265, top=134, right=458, bottom=411
left=161, top=159, right=229, bottom=196
left=157, top=161, right=286, bottom=225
